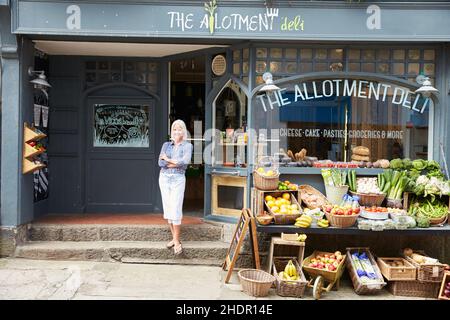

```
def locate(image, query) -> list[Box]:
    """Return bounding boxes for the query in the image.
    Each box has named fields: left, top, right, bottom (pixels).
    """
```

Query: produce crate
left=264, top=192, right=302, bottom=225
left=346, top=247, right=386, bottom=295
left=388, top=280, right=440, bottom=299
left=273, top=257, right=308, bottom=298
left=251, top=188, right=300, bottom=217
left=402, top=250, right=446, bottom=283
left=438, top=271, right=450, bottom=300
left=377, top=257, right=416, bottom=281
left=403, top=192, right=449, bottom=225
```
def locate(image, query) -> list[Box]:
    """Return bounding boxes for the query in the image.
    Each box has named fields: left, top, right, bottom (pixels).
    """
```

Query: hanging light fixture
left=28, top=67, right=51, bottom=88
left=415, top=75, right=438, bottom=98
left=258, top=72, right=280, bottom=94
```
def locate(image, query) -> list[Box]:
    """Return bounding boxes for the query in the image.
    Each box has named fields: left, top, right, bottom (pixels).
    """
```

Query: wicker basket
left=238, top=269, right=275, bottom=297
left=377, top=257, right=416, bottom=281
left=256, top=215, right=274, bottom=225
left=349, top=191, right=385, bottom=207
left=253, top=170, right=280, bottom=191
left=388, top=280, right=440, bottom=298
left=273, top=257, right=308, bottom=298
left=299, top=185, right=330, bottom=209
left=346, top=247, right=386, bottom=295
left=402, top=250, right=446, bottom=283
left=325, top=211, right=359, bottom=228
left=429, top=213, right=448, bottom=226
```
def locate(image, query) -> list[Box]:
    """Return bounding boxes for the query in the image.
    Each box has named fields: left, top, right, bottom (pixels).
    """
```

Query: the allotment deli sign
left=257, top=79, right=431, bottom=114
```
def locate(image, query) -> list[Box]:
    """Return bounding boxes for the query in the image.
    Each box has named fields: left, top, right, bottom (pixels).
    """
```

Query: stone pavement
left=0, top=258, right=428, bottom=300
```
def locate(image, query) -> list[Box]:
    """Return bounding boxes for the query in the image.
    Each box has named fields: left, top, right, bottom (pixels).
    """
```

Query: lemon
left=282, top=193, right=290, bottom=200
left=277, top=197, right=283, bottom=201
left=267, top=200, right=275, bottom=208
left=290, top=204, right=298, bottom=210
left=271, top=206, right=280, bottom=213
left=265, top=195, right=273, bottom=202
left=279, top=207, right=288, bottom=214
left=266, top=170, right=274, bottom=176
left=274, top=200, right=282, bottom=207
left=257, top=167, right=265, bottom=174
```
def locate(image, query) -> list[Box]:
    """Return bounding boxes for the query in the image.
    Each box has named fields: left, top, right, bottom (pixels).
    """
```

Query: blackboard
left=222, top=208, right=260, bottom=283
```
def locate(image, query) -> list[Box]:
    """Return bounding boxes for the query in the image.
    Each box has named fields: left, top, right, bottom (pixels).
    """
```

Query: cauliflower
left=416, top=175, right=429, bottom=186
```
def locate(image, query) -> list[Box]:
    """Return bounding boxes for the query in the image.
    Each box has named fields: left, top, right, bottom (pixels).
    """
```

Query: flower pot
left=325, top=185, right=349, bottom=205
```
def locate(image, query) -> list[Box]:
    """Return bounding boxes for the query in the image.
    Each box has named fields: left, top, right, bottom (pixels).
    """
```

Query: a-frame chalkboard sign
left=222, top=208, right=260, bottom=283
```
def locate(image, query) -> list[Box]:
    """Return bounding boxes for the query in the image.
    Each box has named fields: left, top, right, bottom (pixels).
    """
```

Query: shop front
left=1, top=1, right=450, bottom=259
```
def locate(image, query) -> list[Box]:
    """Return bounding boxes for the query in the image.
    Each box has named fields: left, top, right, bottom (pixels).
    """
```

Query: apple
left=332, top=261, right=340, bottom=268
left=335, top=251, right=342, bottom=256
left=353, top=207, right=360, bottom=214
left=330, top=254, right=336, bottom=259
left=327, top=265, right=336, bottom=271
left=329, top=258, right=336, bottom=263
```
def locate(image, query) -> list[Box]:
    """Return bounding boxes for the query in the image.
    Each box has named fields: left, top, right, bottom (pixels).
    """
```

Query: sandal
left=174, top=242, right=183, bottom=255
left=166, top=240, right=175, bottom=249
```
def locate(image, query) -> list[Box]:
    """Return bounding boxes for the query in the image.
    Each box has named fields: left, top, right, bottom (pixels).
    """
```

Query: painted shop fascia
left=9, top=1, right=450, bottom=41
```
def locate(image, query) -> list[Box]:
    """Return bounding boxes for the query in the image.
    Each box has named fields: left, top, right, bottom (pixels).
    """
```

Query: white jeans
left=159, top=172, right=186, bottom=225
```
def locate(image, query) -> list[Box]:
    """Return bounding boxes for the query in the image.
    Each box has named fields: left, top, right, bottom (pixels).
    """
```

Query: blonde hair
left=170, top=119, right=188, bottom=141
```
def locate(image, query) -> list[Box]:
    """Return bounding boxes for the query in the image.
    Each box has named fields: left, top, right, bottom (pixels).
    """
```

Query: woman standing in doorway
left=158, top=120, right=193, bottom=255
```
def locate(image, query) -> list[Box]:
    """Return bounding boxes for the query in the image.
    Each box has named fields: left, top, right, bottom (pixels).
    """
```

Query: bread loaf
left=351, top=154, right=370, bottom=162
left=353, top=146, right=370, bottom=156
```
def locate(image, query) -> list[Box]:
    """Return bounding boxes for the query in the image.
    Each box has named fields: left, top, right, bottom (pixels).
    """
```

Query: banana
left=297, top=234, right=307, bottom=242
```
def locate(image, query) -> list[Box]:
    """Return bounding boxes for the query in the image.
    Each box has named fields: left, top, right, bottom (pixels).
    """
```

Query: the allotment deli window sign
left=257, top=79, right=431, bottom=114
left=252, top=77, right=431, bottom=162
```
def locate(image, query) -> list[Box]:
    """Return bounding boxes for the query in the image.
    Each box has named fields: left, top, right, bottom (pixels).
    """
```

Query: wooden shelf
left=22, top=158, right=46, bottom=174
left=23, top=143, right=45, bottom=159
left=24, top=123, right=46, bottom=143
left=23, top=122, right=46, bottom=174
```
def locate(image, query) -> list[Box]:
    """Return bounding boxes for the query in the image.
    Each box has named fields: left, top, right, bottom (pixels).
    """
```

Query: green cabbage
left=390, top=158, right=404, bottom=170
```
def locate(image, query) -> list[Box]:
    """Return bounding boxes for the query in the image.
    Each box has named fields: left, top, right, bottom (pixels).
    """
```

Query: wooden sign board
left=222, top=208, right=260, bottom=283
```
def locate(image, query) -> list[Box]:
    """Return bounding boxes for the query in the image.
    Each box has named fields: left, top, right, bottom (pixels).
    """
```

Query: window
left=85, top=60, right=159, bottom=92
left=252, top=78, right=431, bottom=163
left=93, top=104, right=150, bottom=148
left=212, top=80, right=248, bottom=167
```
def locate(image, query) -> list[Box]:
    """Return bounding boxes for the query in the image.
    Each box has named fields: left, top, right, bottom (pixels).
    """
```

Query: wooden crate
left=403, top=250, right=446, bottom=283
left=251, top=187, right=300, bottom=217
left=267, top=237, right=305, bottom=274
left=267, top=194, right=302, bottom=225
left=377, top=257, right=416, bottom=281
left=346, top=247, right=386, bottom=295
left=438, top=271, right=450, bottom=300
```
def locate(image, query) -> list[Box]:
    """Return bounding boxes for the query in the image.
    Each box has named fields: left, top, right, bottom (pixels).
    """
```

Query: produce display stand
left=302, top=251, right=347, bottom=300
left=257, top=223, right=450, bottom=235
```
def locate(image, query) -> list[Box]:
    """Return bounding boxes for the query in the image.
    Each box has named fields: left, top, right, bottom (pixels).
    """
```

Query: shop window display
left=212, top=80, right=248, bottom=167
left=252, top=79, right=431, bottom=164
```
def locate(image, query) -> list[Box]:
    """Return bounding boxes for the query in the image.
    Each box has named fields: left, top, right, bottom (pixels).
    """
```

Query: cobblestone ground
left=0, top=258, right=428, bottom=300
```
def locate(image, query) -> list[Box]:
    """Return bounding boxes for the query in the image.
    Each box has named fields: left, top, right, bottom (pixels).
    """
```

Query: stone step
left=28, top=223, right=223, bottom=242
left=14, top=241, right=229, bottom=266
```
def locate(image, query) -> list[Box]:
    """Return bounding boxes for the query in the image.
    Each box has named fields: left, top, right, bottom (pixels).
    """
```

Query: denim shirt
left=158, top=140, right=193, bottom=175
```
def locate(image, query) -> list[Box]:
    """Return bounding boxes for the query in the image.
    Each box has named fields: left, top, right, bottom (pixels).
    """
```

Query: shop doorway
left=169, top=56, right=205, bottom=216
left=85, top=94, right=156, bottom=213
